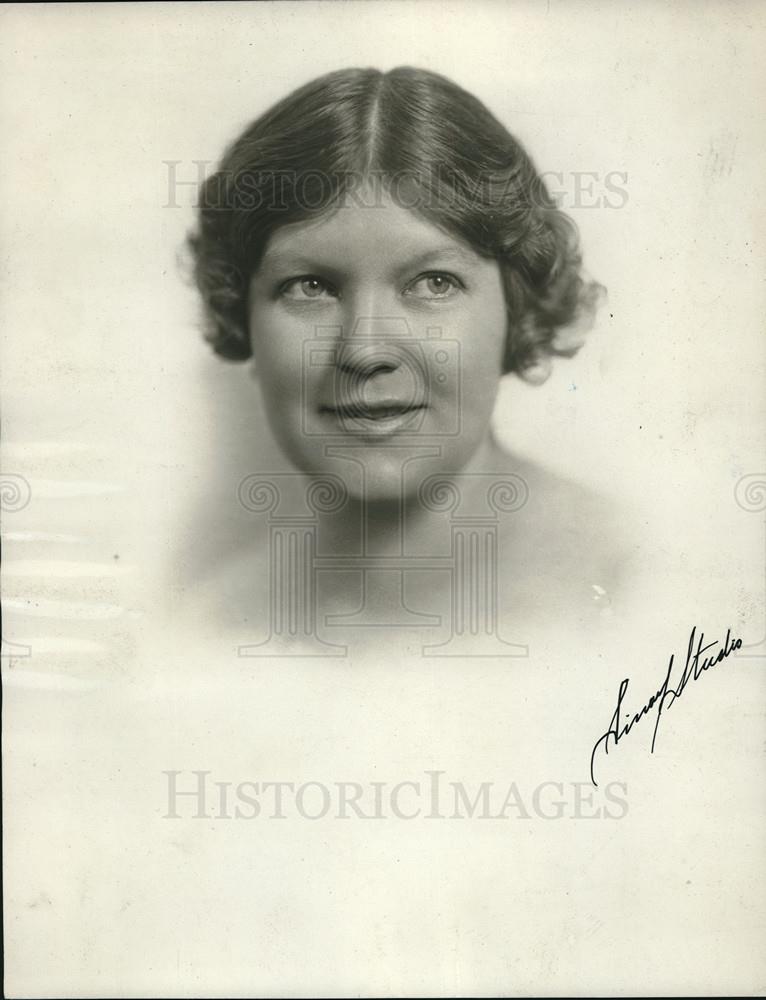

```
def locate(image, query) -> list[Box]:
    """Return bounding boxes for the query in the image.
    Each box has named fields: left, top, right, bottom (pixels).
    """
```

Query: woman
left=185, top=66, right=622, bottom=657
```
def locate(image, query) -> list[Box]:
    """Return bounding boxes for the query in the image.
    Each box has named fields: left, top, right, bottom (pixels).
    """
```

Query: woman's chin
left=277, top=448, right=421, bottom=503
left=315, top=462, right=420, bottom=505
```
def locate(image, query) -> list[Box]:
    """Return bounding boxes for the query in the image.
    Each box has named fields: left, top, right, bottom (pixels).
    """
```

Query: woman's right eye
left=280, top=276, right=337, bottom=300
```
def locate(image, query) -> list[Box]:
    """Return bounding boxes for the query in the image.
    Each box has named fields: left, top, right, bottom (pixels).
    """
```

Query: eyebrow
left=395, top=247, right=479, bottom=270
left=257, top=253, right=332, bottom=275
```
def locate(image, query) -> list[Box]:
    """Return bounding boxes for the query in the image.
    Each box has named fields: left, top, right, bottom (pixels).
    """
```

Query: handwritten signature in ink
left=590, top=626, right=742, bottom=786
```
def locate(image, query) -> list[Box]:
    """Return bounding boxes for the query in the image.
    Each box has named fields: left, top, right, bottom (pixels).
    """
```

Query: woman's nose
left=333, top=316, right=425, bottom=409
left=335, top=314, right=413, bottom=374
left=343, top=314, right=413, bottom=342
left=336, top=346, right=400, bottom=378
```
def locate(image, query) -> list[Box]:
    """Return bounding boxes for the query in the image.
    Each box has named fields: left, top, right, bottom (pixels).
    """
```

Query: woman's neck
left=313, top=431, right=512, bottom=560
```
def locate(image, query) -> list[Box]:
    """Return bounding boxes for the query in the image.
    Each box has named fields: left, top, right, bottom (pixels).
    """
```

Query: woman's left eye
left=405, top=273, right=462, bottom=300
left=280, top=276, right=337, bottom=300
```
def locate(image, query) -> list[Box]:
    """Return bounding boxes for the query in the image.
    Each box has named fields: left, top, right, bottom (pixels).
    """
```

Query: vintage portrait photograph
left=2, top=1, right=765, bottom=996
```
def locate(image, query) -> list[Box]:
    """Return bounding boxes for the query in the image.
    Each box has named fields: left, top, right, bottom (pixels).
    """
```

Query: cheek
left=249, top=313, right=305, bottom=398
left=454, top=293, right=508, bottom=398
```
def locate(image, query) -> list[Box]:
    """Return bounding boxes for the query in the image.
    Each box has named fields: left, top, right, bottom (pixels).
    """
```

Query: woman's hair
left=187, top=66, right=602, bottom=376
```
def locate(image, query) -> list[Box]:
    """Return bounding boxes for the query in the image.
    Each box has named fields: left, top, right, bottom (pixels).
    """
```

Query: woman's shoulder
left=517, top=458, right=623, bottom=542
left=494, top=454, right=635, bottom=619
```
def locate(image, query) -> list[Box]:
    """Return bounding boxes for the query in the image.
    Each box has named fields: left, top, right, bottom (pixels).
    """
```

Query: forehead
left=259, top=190, right=482, bottom=271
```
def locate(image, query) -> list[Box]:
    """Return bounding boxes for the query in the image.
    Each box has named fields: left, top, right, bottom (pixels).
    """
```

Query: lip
left=319, top=402, right=426, bottom=436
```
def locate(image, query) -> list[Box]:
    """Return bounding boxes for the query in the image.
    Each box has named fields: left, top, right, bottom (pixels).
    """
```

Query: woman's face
left=248, top=190, right=508, bottom=500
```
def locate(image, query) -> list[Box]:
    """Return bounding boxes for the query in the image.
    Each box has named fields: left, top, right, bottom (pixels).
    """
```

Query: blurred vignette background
left=1, top=1, right=763, bottom=649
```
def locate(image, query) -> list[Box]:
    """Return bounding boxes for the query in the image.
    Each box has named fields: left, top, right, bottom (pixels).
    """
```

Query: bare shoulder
left=495, top=454, right=634, bottom=618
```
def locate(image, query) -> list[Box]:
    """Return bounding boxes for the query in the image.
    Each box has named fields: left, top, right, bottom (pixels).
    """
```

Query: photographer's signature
left=590, top=626, right=742, bottom=786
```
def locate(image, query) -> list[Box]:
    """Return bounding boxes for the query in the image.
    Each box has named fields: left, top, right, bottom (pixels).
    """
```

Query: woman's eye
left=406, top=273, right=461, bottom=300
left=281, top=276, right=336, bottom=300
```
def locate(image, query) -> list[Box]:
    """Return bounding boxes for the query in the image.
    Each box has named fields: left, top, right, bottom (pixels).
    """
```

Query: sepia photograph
left=2, top=1, right=765, bottom=996
left=178, top=62, right=626, bottom=658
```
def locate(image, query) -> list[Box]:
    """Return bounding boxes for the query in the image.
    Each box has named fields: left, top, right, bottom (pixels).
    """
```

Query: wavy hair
left=187, top=66, right=602, bottom=376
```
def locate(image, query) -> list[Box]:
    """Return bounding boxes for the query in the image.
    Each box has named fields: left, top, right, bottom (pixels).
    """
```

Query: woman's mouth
left=319, top=402, right=427, bottom=436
